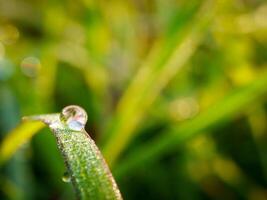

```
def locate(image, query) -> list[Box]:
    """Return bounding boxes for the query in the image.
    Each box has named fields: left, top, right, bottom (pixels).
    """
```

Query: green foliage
left=0, top=121, right=44, bottom=165
left=115, top=72, right=267, bottom=177
left=1, top=0, right=267, bottom=199
left=23, top=106, right=122, bottom=200
left=101, top=0, right=219, bottom=166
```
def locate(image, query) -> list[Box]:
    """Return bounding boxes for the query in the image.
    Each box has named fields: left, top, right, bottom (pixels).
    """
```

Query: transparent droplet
left=20, top=56, right=41, bottom=77
left=169, top=97, right=199, bottom=121
left=62, top=171, right=71, bottom=183
left=60, top=105, right=88, bottom=131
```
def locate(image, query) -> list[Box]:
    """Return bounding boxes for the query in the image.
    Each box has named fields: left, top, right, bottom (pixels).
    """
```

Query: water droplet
left=20, top=56, right=41, bottom=77
left=60, top=105, right=87, bottom=131
left=169, top=97, right=199, bottom=121
left=62, top=171, right=71, bottom=183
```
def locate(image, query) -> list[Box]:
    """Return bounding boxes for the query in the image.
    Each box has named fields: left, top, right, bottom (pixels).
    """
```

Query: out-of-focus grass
left=114, top=71, right=267, bottom=177
left=0, top=121, right=44, bottom=165
left=1, top=0, right=267, bottom=199
left=102, top=0, right=219, bottom=166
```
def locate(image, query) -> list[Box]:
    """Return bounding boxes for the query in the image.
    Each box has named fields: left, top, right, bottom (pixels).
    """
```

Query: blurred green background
left=1, top=0, right=267, bottom=199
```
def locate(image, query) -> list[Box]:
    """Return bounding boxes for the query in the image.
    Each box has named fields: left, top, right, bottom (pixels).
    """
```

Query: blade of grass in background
left=184, top=135, right=267, bottom=199
left=247, top=107, right=267, bottom=182
left=114, top=72, right=267, bottom=178
left=102, top=0, right=221, bottom=166
left=0, top=121, right=45, bottom=165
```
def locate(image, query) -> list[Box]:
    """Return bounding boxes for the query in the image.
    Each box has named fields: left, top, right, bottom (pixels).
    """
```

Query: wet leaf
left=24, top=105, right=122, bottom=200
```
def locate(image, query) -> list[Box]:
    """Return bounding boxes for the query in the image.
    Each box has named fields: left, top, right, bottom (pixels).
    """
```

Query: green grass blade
left=24, top=105, right=122, bottom=200
left=115, top=72, right=267, bottom=178
left=102, top=0, right=220, bottom=166
left=0, top=121, right=45, bottom=165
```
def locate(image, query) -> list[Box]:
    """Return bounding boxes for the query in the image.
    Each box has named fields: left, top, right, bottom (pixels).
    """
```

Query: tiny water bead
left=62, top=171, right=71, bottom=183
left=20, top=56, right=41, bottom=77
left=60, top=105, right=88, bottom=131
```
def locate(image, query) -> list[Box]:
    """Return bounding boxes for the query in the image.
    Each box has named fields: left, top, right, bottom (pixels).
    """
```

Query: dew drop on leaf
left=62, top=171, right=71, bottom=183
left=60, top=105, right=88, bottom=131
